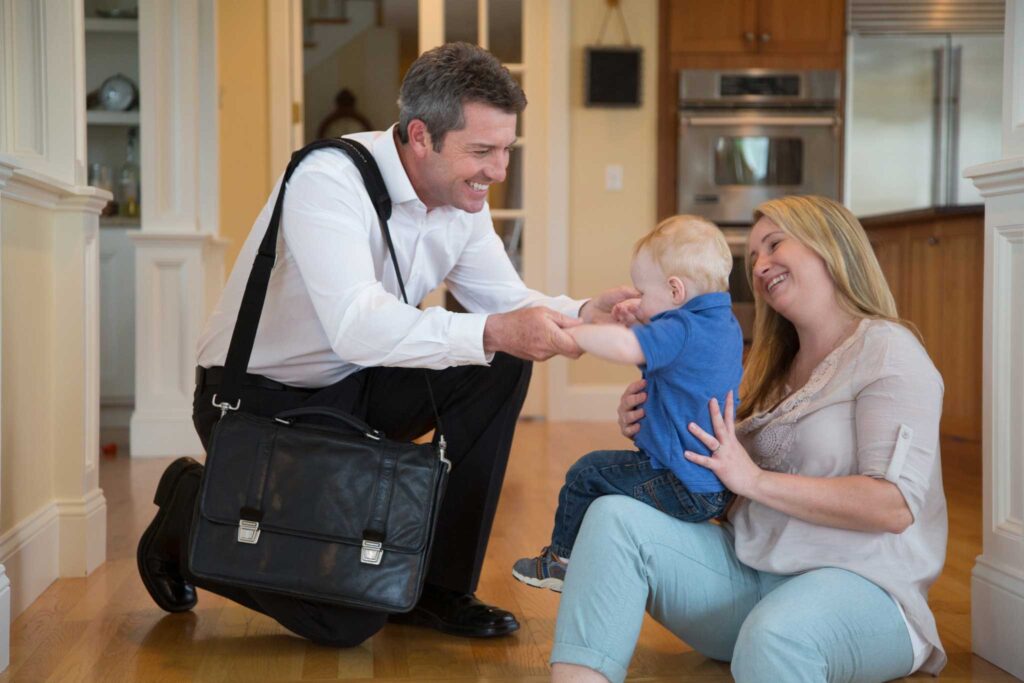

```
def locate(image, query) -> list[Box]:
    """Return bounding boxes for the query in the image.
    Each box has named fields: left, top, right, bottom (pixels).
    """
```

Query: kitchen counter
left=859, top=204, right=984, bottom=229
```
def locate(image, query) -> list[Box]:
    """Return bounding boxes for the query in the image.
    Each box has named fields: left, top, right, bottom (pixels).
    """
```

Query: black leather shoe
left=137, top=457, right=203, bottom=613
left=389, top=586, right=520, bottom=637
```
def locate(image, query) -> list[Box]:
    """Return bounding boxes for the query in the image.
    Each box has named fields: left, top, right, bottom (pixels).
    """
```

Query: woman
left=550, top=196, right=947, bottom=682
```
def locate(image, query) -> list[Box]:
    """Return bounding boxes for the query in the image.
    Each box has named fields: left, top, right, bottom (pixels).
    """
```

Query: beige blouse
left=729, top=318, right=948, bottom=675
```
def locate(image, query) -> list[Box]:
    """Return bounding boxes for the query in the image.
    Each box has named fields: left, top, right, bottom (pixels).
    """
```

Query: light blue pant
left=551, top=496, right=914, bottom=683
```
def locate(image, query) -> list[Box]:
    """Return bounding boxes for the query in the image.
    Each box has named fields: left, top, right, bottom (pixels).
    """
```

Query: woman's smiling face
left=747, top=216, right=837, bottom=322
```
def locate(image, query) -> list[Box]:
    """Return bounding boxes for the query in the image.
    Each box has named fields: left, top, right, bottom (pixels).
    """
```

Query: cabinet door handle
left=743, top=32, right=755, bottom=42
left=759, top=32, right=772, bottom=42
left=928, top=236, right=940, bottom=246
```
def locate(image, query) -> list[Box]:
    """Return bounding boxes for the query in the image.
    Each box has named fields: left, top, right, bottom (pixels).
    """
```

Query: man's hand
left=579, top=286, right=640, bottom=324
left=483, top=307, right=583, bottom=361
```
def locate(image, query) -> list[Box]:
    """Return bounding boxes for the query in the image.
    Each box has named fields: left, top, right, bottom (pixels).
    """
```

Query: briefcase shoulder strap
left=215, top=137, right=443, bottom=439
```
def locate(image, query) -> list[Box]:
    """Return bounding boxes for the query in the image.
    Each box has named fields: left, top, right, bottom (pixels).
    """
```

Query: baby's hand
left=612, top=298, right=643, bottom=326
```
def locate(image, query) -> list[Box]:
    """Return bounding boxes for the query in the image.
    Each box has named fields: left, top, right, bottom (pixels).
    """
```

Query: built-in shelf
left=87, top=110, right=140, bottom=126
left=84, top=18, right=138, bottom=33
left=99, top=215, right=141, bottom=229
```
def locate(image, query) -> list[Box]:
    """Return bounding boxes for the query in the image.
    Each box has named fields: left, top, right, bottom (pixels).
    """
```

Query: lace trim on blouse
left=736, top=318, right=871, bottom=473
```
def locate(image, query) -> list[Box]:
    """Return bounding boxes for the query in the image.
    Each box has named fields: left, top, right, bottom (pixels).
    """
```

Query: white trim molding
left=1005, top=1, right=1024, bottom=158
left=0, top=565, right=9, bottom=673
left=0, top=503, right=59, bottom=620
left=0, top=156, right=109, bottom=213
left=56, top=490, right=107, bottom=576
left=130, top=233, right=224, bottom=457
left=131, top=0, right=223, bottom=457
left=966, top=153, right=1024, bottom=680
left=0, top=0, right=88, bottom=186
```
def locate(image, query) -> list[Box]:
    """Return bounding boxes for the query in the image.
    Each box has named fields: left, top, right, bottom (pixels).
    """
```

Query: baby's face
left=630, top=248, right=679, bottom=323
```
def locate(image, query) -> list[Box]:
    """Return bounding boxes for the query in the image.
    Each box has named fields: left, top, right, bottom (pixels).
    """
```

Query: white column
left=966, top=1, right=1024, bottom=679
left=130, top=0, right=224, bottom=457
left=52, top=191, right=108, bottom=576
left=0, top=160, right=11, bottom=675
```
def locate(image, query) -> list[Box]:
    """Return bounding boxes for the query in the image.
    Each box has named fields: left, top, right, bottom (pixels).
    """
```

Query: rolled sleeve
left=855, top=344, right=944, bottom=521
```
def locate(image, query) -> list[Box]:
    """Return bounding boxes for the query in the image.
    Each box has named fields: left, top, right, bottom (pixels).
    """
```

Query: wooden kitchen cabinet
left=863, top=208, right=984, bottom=443
left=668, top=0, right=842, bottom=58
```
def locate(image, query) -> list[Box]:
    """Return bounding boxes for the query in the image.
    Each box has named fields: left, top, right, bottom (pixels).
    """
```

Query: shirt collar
left=682, top=291, right=733, bottom=313
left=371, top=125, right=420, bottom=206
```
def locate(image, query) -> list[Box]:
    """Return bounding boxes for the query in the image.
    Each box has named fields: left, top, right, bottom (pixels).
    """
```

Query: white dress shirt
left=197, top=126, right=584, bottom=388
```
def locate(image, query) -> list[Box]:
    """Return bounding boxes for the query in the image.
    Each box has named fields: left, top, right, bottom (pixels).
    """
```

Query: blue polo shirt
left=632, top=292, right=743, bottom=493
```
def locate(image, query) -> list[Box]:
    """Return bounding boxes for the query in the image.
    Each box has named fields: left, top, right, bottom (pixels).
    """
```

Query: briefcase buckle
left=237, top=519, right=261, bottom=544
left=361, top=540, right=384, bottom=565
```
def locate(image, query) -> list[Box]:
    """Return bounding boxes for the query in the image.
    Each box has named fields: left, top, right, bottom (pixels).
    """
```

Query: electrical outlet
left=605, top=164, right=624, bottom=191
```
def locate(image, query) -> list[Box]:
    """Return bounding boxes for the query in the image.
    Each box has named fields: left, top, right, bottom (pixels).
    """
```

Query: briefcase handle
left=274, top=406, right=383, bottom=440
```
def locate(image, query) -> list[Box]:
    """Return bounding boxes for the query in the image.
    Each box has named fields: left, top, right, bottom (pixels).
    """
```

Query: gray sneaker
left=512, top=546, right=567, bottom=592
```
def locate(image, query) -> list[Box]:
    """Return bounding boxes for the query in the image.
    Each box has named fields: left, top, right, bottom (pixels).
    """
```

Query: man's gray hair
left=397, top=42, right=526, bottom=151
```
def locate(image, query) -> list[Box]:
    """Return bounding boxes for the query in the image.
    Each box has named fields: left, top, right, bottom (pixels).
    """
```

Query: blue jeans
left=549, top=449, right=732, bottom=559
left=552, top=496, right=914, bottom=683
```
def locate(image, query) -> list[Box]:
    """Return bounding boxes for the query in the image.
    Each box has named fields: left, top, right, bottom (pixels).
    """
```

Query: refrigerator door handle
left=947, top=45, right=963, bottom=205
left=931, top=46, right=949, bottom=207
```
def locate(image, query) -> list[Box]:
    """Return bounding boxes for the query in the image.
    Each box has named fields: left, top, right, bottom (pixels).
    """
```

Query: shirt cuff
left=448, top=312, right=491, bottom=365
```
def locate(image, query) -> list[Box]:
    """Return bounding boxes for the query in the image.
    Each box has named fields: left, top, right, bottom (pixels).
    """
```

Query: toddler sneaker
left=512, top=546, right=567, bottom=592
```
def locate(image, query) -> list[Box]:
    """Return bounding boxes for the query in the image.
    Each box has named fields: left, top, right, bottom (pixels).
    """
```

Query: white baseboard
left=547, top=383, right=623, bottom=421
left=130, top=409, right=203, bottom=457
left=0, top=503, right=59, bottom=618
left=56, top=489, right=107, bottom=576
left=972, top=556, right=1024, bottom=680
left=0, top=564, right=10, bottom=673
left=100, top=398, right=133, bottom=451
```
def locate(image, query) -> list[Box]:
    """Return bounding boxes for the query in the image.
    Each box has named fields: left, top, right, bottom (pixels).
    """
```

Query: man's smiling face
left=415, top=101, right=517, bottom=213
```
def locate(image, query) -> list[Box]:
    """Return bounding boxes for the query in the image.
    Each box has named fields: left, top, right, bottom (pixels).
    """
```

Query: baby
left=513, top=215, right=743, bottom=592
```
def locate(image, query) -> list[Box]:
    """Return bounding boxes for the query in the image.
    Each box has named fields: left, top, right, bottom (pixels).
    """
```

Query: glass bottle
left=119, top=127, right=140, bottom=219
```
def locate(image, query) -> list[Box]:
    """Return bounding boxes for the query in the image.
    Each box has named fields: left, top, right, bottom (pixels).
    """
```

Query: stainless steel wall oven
left=677, top=70, right=842, bottom=342
left=677, top=69, right=842, bottom=226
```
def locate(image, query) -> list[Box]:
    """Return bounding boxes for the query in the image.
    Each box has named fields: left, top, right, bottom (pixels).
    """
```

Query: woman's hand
left=684, top=391, right=763, bottom=497
left=617, top=379, right=647, bottom=440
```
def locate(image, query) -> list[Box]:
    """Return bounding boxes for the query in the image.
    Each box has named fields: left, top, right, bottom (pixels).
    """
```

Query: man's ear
left=668, top=276, right=687, bottom=305
left=405, top=119, right=433, bottom=158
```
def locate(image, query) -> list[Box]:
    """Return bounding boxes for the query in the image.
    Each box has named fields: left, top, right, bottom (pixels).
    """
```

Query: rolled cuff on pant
left=550, top=642, right=629, bottom=683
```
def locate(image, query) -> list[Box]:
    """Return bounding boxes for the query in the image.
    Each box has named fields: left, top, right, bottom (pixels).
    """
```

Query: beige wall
left=218, top=0, right=272, bottom=271
left=1, top=200, right=57, bottom=533
left=568, top=0, right=659, bottom=385
left=304, top=27, right=401, bottom=142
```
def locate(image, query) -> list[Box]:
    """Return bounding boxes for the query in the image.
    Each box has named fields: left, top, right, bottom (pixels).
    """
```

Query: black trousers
left=187, top=353, right=532, bottom=646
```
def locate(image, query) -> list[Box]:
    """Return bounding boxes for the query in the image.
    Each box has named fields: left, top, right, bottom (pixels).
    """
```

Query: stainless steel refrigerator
left=845, top=31, right=1003, bottom=216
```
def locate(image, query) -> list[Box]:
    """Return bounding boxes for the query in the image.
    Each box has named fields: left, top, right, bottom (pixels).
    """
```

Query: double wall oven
left=676, top=69, right=842, bottom=340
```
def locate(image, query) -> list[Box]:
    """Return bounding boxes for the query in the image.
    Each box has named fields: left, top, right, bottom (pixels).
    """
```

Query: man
left=137, top=42, right=633, bottom=647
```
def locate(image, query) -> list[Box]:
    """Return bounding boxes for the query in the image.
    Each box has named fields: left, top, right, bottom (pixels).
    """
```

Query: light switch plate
left=605, top=164, right=624, bottom=191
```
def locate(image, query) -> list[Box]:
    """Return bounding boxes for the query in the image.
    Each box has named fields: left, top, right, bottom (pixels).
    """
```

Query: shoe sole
left=136, top=457, right=201, bottom=613
left=511, top=568, right=563, bottom=593
left=390, top=609, right=520, bottom=638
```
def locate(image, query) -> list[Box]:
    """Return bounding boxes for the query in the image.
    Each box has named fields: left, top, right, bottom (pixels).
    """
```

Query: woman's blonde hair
left=739, top=195, right=913, bottom=420
left=634, top=214, right=732, bottom=295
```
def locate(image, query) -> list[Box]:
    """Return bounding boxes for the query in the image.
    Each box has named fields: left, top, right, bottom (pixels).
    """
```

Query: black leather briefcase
left=190, top=406, right=448, bottom=612
left=187, top=138, right=450, bottom=613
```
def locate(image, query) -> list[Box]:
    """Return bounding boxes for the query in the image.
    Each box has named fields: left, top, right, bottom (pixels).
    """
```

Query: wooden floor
left=1, top=423, right=1019, bottom=682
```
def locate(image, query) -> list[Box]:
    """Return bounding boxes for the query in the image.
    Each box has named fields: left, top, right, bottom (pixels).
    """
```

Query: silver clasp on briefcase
left=238, top=519, right=261, bottom=544
left=361, top=540, right=383, bottom=565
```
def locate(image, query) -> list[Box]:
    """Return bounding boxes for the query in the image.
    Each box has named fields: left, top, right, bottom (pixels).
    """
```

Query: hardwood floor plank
left=0, top=422, right=1013, bottom=682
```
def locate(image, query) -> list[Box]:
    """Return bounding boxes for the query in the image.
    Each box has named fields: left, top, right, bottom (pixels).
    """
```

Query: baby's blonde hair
left=633, top=214, right=732, bottom=295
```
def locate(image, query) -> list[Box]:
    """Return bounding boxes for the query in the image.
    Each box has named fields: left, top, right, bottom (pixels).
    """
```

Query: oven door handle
left=680, top=115, right=840, bottom=127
